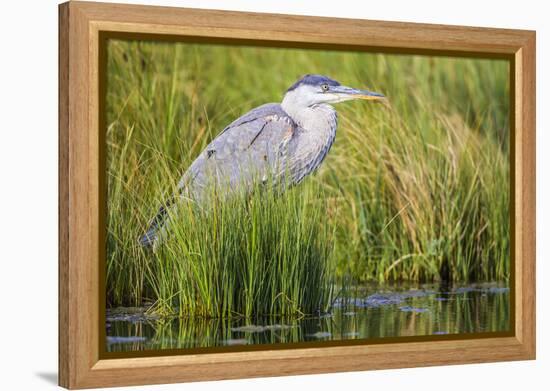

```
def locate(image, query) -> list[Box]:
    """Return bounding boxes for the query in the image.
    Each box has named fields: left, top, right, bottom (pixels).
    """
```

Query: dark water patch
left=106, top=307, right=160, bottom=322
left=230, top=324, right=296, bottom=333
left=399, top=306, right=429, bottom=313
left=231, top=325, right=267, bottom=333
left=308, top=331, right=332, bottom=339
left=224, top=339, right=248, bottom=346
left=107, top=336, right=148, bottom=344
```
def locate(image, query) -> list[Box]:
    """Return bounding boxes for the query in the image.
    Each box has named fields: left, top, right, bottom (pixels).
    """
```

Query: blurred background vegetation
left=106, top=39, right=510, bottom=316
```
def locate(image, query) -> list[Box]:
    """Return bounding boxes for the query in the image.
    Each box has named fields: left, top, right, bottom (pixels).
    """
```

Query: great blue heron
left=140, top=74, right=385, bottom=247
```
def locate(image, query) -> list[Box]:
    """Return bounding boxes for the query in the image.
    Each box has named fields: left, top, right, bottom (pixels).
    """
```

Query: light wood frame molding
left=59, top=1, right=536, bottom=388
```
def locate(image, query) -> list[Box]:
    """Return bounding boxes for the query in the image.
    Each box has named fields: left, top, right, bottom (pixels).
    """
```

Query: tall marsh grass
left=148, top=181, right=335, bottom=317
left=106, top=40, right=510, bottom=314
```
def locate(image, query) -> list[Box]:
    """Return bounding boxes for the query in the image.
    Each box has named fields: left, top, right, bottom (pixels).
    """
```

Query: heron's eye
left=321, top=84, right=329, bottom=92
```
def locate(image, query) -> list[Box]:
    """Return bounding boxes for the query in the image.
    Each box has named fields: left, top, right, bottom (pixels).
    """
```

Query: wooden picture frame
left=59, top=1, right=536, bottom=388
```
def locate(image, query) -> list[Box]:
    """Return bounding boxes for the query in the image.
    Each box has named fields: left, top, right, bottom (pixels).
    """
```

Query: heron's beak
left=331, top=85, right=385, bottom=101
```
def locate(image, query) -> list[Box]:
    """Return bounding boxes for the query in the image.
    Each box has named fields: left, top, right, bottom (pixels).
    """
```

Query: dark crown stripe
left=287, top=74, right=340, bottom=92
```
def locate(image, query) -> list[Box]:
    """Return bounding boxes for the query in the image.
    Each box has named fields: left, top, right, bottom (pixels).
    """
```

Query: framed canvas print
left=58, top=1, right=536, bottom=389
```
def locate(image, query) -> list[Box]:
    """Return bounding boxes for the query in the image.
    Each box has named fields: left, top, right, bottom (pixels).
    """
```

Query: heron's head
left=282, top=74, right=385, bottom=107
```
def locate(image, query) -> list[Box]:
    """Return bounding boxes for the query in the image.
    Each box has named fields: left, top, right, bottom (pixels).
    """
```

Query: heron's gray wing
left=178, top=103, right=297, bottom=199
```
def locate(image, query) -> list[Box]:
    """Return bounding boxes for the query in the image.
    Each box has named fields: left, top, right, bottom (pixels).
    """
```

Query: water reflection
left=106, top=282, right=510, bottom=352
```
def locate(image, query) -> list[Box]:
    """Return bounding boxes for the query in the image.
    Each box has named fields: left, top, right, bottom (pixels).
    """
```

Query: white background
left=0, top=0, right=546, bottom=389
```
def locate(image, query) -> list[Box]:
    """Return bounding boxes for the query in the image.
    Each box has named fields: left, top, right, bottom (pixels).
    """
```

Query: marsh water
left=106, top=282, right=510, bottom=352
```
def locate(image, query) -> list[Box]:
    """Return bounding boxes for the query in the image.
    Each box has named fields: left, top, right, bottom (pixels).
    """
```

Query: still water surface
left=106, top=282, right=509, bottom=352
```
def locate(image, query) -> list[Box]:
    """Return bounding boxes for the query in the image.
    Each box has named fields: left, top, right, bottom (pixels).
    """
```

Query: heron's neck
left=281, top=101, right=338, bottom=138
left=280, top=101, right=338, bottom=183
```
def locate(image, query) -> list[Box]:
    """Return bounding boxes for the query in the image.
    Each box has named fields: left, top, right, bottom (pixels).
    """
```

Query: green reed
left=145, top=181, right=335, bottom=317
